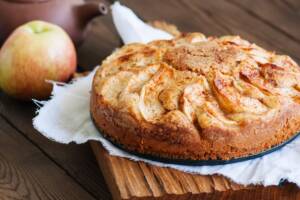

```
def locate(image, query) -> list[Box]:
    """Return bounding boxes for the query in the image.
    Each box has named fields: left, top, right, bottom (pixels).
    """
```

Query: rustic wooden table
left=1, top=0, right=300, bottom=199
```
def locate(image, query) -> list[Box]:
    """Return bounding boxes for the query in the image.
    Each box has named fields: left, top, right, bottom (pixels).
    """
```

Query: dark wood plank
left=0, top=115, right=96, bottom=200
left=0, top=93, right=112, bottom=200
left=230, top=0, right=300, bottom=43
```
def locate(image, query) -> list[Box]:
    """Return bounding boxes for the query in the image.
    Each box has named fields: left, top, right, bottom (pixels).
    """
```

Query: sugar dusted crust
left=91, top=33, right=300, bottom=160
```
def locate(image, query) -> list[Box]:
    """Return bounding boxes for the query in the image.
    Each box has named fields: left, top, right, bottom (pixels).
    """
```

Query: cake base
left=90, top=141, right=300, bottom=200
left=91, top=114, right=300, bottom=165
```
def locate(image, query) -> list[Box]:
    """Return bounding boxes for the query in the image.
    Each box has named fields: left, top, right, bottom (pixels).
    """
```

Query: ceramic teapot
left=0, top=0, right=108, bottom=46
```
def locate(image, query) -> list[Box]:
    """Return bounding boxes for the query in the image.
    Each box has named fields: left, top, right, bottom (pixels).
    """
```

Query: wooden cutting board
left=90, top=141, right=300, bottom=200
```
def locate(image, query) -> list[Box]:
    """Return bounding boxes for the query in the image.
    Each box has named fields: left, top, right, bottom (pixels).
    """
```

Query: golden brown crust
left=91, top=33, right=300, bottom=160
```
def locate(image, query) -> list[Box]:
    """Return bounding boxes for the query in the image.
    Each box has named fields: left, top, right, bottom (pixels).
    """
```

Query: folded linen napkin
left=33, top=1, right=300, bottom=187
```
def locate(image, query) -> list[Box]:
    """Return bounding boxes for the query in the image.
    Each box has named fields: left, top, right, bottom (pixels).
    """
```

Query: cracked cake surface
left=91, top=33, right=300, bottom=160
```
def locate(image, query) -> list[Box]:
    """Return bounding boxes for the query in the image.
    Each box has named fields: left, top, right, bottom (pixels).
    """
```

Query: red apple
left=0, top=20, right=76, bottom=100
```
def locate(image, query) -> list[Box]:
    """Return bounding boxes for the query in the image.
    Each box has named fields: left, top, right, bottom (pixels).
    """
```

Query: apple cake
left=90, top=33, right=300, bottom=160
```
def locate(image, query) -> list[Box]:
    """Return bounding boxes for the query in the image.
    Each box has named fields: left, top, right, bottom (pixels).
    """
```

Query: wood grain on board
left=90, top=142, right=300, bottom=200
left=0, top=0, right=300, bottom=199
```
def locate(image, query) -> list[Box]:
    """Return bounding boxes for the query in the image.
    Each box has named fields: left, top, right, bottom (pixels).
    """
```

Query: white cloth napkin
left=33, top=2, right=300, bottom=187
left=111, top=2, right=172, bottom=43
